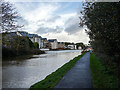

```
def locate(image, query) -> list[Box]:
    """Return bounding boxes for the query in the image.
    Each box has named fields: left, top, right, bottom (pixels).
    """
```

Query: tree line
left=64, top=42, right=86, bottom=49
left=1, top=0, right=23, bottom=32
left=1, top=1, right=44, bottom=59
left=80, top=2, right=120, bottom=79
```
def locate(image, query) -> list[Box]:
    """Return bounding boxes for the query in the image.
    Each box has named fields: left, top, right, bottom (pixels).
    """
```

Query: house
left=28, top=34, right=43, bottom=49
left=41, top=38, right=49, bottom=48
left=34, top=34, right=42, bottom=49
left=58, top=42, right=65, bottom=49
left=40, top=38, right=44, bottom=48
left=17, top=31, right=42, bottom=49
left=48, top=39, right=58, bottom=49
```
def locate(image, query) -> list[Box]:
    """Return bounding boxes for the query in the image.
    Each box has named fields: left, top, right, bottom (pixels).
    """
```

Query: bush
left=90, top=53, right=119, bottom=88
left=2, top=47, right=17, bottom=58
left=33, top=42, right=39, bottom=49
left=2, top=35, right=44, bottom=59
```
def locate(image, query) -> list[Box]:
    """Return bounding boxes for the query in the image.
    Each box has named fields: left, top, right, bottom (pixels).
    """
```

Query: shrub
left=33, top=42, right=39, bottom=49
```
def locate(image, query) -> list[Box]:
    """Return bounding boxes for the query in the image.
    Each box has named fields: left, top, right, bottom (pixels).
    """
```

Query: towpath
left=54, top=52, right=93, bottom=88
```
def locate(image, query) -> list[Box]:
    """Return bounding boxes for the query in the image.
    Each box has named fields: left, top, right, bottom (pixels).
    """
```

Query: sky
left=7, top=1, right=90, bottom=44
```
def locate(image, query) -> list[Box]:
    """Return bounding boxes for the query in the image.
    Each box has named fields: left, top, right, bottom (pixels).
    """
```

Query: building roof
left=58, top=42, right=64, bottom=44
left=41, top=38, right=47, bottom=40
left=38, top=36, right=42, bottom=38
left=17, top=31, right=42, bottom=38
left=17, top=31, right=28, bottom=36
left=3, top=32, right=17, bottom=38
left=48, top=39, right=57, bottom=42
left=58, top=42, right=60, bottom=44
left=27, top=34, right=35, bottom=38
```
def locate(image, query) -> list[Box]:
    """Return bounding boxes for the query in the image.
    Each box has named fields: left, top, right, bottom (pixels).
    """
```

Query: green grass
left=30, top=52, right=87, bottom=89
left=90, top=53, right=119, bottom=88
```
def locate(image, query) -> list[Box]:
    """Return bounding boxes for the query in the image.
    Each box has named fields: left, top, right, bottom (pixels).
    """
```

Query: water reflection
left=2, top=50, right=82, bottom=88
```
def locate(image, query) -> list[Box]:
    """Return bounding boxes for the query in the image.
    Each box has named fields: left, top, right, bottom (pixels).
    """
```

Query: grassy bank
left=90, top=53, right=119, bottom=88
left=30, top=51, right=87, bottom=89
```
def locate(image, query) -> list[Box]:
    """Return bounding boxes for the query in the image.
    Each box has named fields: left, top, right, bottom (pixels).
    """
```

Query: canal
left=2, top=50, right=82, bottom=88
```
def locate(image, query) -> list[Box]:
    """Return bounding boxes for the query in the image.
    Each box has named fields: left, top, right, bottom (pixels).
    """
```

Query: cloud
left=17, top=16, right=29, bottom=26
left=36, top=27, right=56, bottom=34
left=46, top=15, right=61, bottom=22
left=14, top=2, right=82, bottom=35
left=64, top=13, right=82, bottom=34
left=41, top=29, right=89, bottom=44
left=36, top=25, right=63, bottom=34
left=13, top=2, right=61, bottom=33
left=5, top=0, right=84, bottom=2
left=9, top=2, right=90, bottom=44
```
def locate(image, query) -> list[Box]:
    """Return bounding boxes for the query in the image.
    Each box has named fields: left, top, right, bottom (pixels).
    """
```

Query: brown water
left=2, top=50, right=82, bottom=88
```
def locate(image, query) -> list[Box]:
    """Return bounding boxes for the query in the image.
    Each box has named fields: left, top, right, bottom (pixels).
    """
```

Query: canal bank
left=2, top=48, right=45, bottom=60
left=30, top=51, right=88, bottom=88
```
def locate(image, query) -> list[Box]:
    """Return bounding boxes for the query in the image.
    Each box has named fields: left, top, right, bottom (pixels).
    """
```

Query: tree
left=64, top=42, right=71, bottom=46
left=64, top=42, right=74, bottom=46
left=79, top=2, right=120, bottom=81
left=2, top=35, right=31, bottom=56
left=25, top=36, right=34, bottom=48
left=76, top=42, right=85, bottom=49
left=33, top=42, right=39, bottom=49
left=0, top=0, right=22, bottom=32
left=80, top=2, right=120, bottom=57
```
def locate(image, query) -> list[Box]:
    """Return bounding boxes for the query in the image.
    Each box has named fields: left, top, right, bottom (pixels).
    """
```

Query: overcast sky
left=8, top=1, right=90, bottom=44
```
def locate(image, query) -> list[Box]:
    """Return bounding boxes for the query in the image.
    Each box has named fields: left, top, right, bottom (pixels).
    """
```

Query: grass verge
left=30, top=51, right=87, bottom=89
left=90, top=53, right=119, bottom=88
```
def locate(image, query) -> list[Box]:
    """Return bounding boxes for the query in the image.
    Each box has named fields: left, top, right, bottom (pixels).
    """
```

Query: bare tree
left=0, top=0, right=22, bottom=32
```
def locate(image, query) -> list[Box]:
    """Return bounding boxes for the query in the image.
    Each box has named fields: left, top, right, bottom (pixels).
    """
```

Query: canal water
left=2, top=50, right=82, bottom=88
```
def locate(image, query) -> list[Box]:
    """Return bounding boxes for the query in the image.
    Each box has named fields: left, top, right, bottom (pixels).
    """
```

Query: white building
left=33, top=34, right=42, bottom=49
left=48, top=39, right=58, bottom=49
left=40, top=39, right=44, bottom=48
left=17, top=31, right=42, bottom=49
